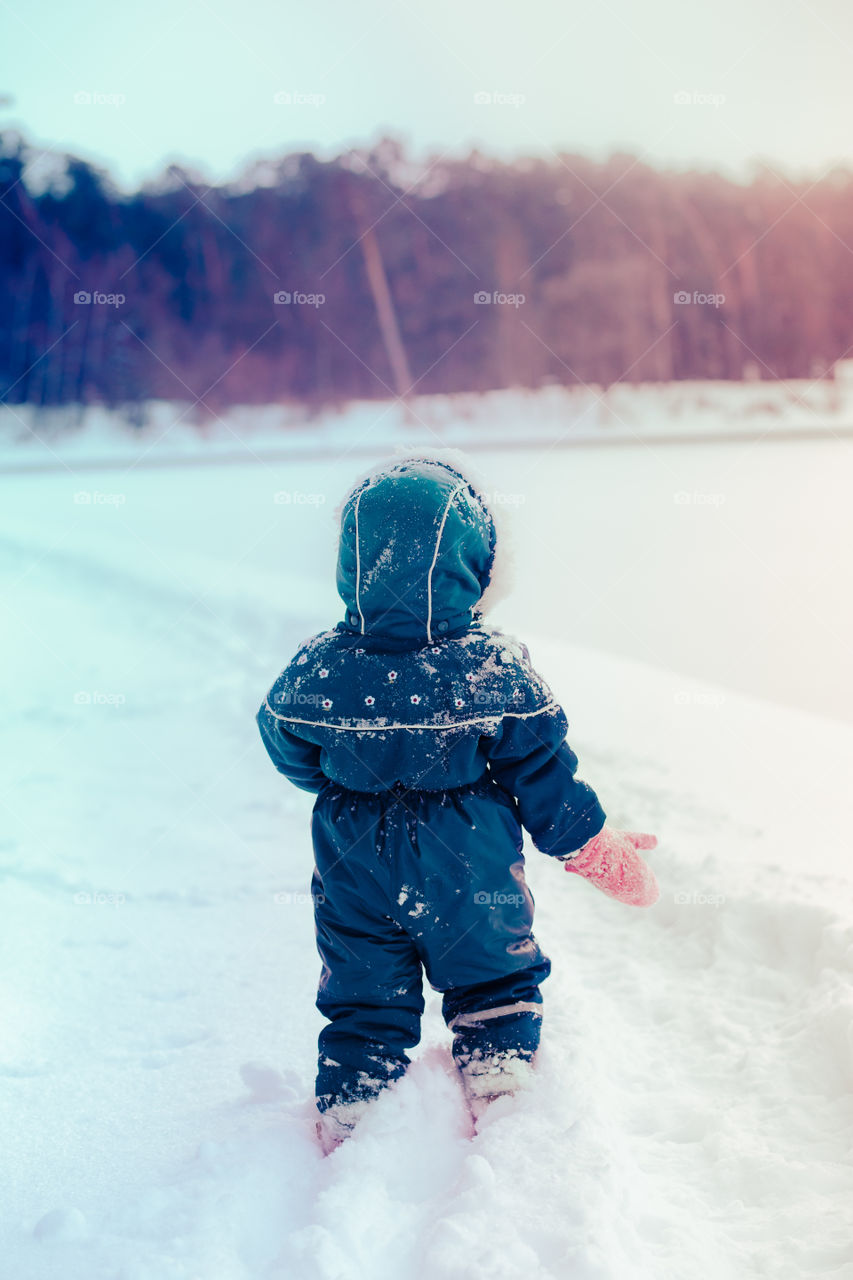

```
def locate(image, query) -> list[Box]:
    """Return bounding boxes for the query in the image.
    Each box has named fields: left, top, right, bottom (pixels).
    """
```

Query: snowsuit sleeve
left=256, top=698, right=329, bottom=794
left=486, top=703, right=606, bottom=859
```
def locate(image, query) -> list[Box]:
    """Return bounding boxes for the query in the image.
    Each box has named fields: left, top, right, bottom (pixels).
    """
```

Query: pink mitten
left=564, top=826, right=659, bottom=907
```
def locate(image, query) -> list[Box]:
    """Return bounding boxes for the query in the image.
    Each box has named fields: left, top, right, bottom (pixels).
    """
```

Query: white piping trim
left=264, top=697, right=558, bottom=731
left=352, top=486, right=367, bottom=635
left=448, top=1002, right=543, bottom=1030
left=426, top=481, right=466, bottom=645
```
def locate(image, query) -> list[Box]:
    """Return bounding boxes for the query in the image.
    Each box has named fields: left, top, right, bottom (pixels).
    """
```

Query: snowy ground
left=2, top=443, right=852, bottom=1279
left=3, top=377, right=853, bottom=474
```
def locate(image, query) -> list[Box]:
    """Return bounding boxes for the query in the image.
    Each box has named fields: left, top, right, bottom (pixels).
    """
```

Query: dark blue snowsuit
left=256, top=458, right=606, bottom=1113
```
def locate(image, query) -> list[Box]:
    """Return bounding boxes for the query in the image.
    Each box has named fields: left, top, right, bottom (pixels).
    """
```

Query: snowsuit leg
left=312, top=883, right=424, bottom=1109
left=441, top=967, right=549, bottom=1072
left=409, top=786, right=551, bottom=1073
left=311, top=790, right=425, bottom=1112
left=311, top=780, right=550, bottom=1111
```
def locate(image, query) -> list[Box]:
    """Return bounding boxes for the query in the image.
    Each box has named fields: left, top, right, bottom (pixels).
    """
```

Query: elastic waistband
left=314, top=775, right=519, bottom=861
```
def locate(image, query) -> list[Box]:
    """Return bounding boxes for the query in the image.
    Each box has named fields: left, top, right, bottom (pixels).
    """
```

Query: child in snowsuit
left=257, top=455, right=658, bottom=1147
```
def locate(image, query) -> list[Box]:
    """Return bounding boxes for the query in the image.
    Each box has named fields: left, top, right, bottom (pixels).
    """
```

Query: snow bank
left=3, top=377, right=853, bottom=473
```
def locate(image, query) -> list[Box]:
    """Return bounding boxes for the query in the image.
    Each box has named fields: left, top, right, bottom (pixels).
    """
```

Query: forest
left=2, top=132, right=851, bottom=412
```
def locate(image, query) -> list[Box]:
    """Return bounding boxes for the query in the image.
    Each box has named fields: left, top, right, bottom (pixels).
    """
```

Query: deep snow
left=1, top=444, right=852, bottom=1279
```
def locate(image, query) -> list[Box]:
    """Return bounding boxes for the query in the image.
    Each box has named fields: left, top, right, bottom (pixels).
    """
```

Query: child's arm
left=486, top=704, right=659, bottom=907
left=256, top=699, right=329, bottom=794
left=486, top=705, right=607, bottom=857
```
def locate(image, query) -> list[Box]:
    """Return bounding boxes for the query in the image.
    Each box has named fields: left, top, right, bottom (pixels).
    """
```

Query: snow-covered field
left=3, top=377, right=853, bottom=474
left=2, top=441, right=852, bottom=1279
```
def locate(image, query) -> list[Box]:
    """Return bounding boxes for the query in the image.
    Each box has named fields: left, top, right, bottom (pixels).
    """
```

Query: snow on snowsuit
left=256, top=457, right=606, bottom=1114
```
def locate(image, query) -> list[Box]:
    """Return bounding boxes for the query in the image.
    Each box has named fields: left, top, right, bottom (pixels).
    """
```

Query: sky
left=2, top=0, right=853, bottom=189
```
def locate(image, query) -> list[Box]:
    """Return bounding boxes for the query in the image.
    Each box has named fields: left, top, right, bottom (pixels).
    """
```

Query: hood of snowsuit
left=336, top=458, right=496, bottom=645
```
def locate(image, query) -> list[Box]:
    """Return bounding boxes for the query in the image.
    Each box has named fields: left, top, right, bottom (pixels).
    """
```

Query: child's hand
left=564, top=825, right=659, bottom=907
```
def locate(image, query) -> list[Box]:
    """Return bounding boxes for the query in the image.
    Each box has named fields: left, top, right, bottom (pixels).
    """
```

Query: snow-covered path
left=2, top=454, right=852, bottom=1279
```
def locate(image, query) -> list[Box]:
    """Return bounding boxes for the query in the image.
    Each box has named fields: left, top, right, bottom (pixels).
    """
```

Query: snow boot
left=457, top=1047, right=536, bottom=1121
left=314, top=1066, right=400, bottom=1154
left=450, top=1005, right=541, bottom=1121
left=315, top=1097, right=374, bottom=1154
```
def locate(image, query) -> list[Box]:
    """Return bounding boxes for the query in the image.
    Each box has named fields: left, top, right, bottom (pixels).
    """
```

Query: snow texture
left=5, top=379, right=853, bottom=475
left=1, top=446, right=852, bottom=1279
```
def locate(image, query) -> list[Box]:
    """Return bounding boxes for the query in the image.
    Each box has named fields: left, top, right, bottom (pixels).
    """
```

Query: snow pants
left=310, top=778, right=551, bottom=1112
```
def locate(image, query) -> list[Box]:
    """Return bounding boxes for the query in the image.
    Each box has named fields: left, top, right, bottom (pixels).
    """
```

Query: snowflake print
left=355, top=648, right=365, bottom=655
left=318, top=668, right=329, bottom=679
left=410, top=694, right=421, bottom=705
left=465, top=672, right=475, bottom=682
left=365, top=696, right=375, bottom=706
left=321, top=698, right=333, bottom=709
left=454, top=697, right=465, bottom=709
left=296, top=654, right=308, bottom=665
left=387, top=670, right=398, bottom=682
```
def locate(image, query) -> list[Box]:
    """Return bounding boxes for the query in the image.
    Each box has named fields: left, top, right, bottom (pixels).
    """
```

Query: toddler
left=257, top=454, right=658, bottom=1149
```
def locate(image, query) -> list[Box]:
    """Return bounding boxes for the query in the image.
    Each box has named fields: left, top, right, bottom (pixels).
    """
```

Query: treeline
left=1, top=133, right=852, bottom=413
